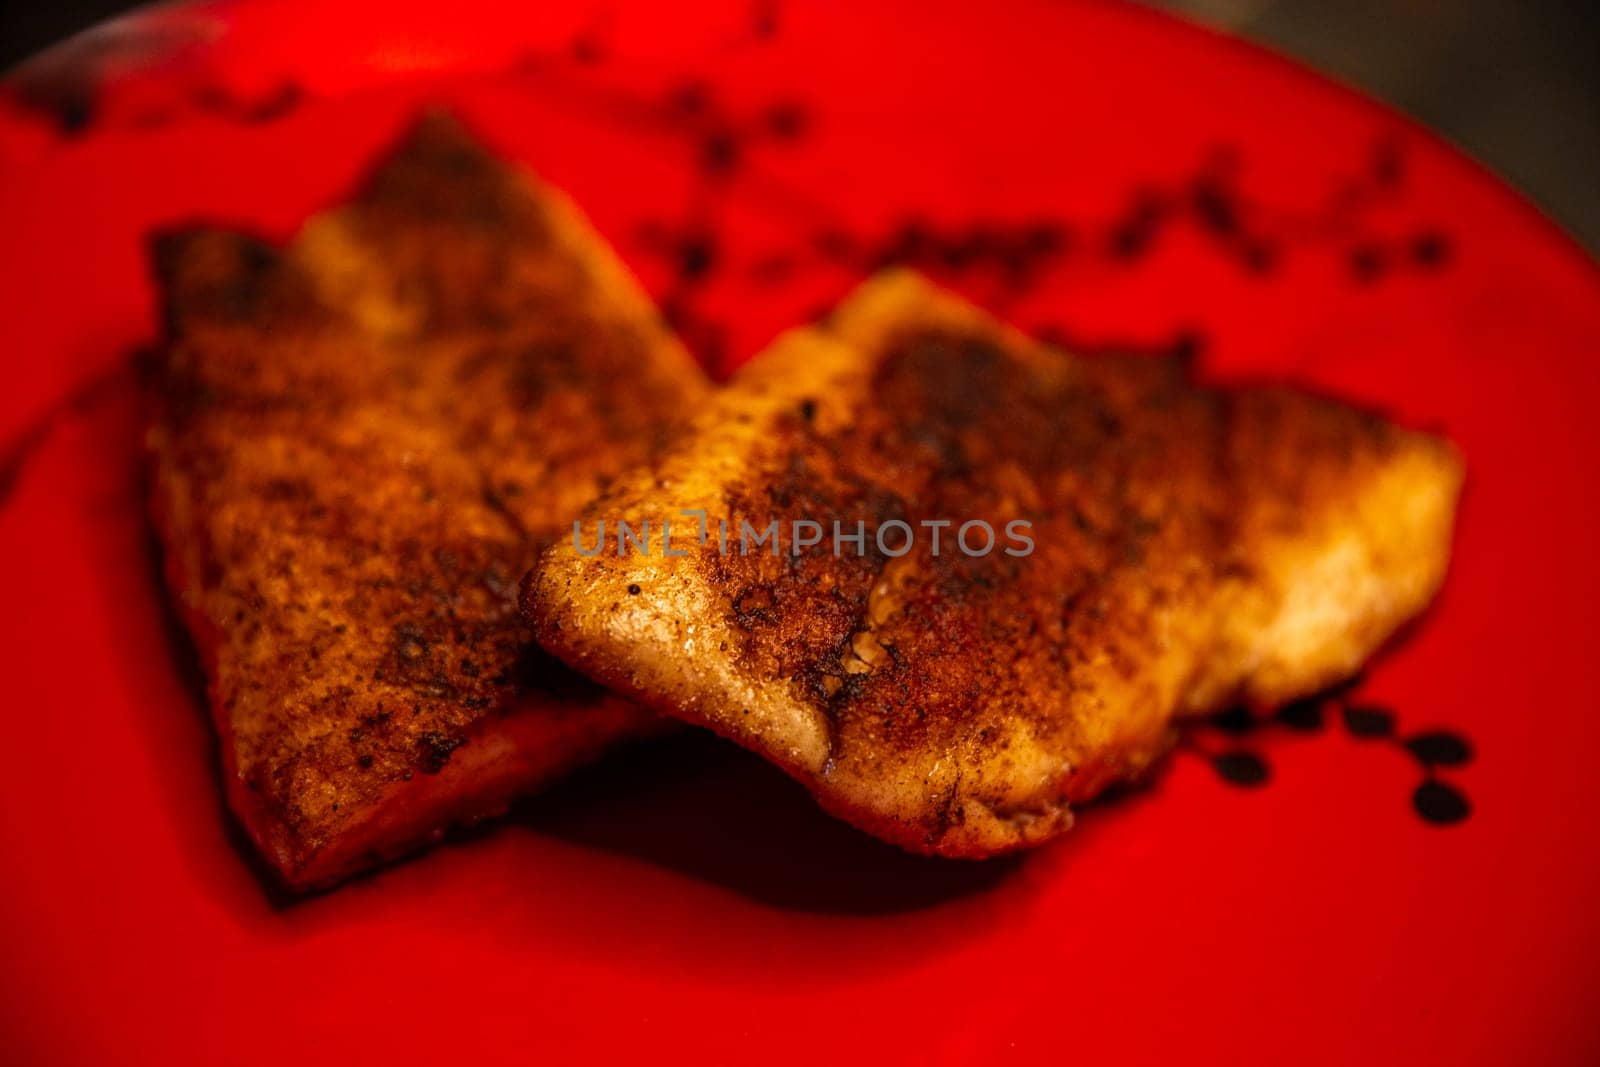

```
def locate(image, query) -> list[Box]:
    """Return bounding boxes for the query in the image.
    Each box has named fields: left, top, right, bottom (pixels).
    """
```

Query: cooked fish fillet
left=524, top=270, right=1463, bottom=857
left=149, top=114, right=707, bottom=889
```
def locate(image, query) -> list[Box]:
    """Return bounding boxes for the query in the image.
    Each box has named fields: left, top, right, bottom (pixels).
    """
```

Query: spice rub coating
left=149, top=114, right=707, bottom=888
left=524, top=270, right=1462, bottom=856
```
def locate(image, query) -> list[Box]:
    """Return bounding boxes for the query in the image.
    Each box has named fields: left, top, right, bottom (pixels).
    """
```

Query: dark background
left=3, top=0, right=1597, bottom=252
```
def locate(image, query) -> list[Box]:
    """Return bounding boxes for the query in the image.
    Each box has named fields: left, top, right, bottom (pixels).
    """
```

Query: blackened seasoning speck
left=627, top=584, right=642, bottom=596
left=393, top=624, right=429, bottom=662
left=416, top=731, right=464, bottom=773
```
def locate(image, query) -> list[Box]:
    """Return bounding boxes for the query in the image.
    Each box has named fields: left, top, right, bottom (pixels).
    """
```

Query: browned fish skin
left=149, top=114, right=707, bottom=889
left=525, top=270, right=1463, bottom=857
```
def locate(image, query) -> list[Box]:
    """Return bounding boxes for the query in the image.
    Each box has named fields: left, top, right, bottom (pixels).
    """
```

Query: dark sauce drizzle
left=1184, top=675, right=1473, bottom=825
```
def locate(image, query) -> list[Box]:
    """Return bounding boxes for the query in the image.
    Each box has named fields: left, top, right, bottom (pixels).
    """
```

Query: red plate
left=2, top=1, right=1597, bottom=1062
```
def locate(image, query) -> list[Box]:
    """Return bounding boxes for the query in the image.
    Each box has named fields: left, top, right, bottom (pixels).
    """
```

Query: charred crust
left=416, top=731, right=466, bottom=774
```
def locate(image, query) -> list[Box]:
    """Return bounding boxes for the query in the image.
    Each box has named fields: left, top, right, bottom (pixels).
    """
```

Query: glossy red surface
left=1, top=1, right=1597, bottom=1062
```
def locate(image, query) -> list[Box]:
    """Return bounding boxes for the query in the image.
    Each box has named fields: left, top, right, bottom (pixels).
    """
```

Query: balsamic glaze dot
left=1213, top=751, right=1270, bottom=787
left=699, top=131, right=740, bottom=174
left=1341, top=704, right=1396, bottom=738
left=1106, top=224, right=1150, bottom=261
left=1105, top=192, right=1167, bottom=261
left=1276, top=698, right=1325, bottom=731
left=963, top=226, right=1003, bottom=263
left=883, top=218, right=933, bottom=266
left=1191, top=179, right=1240, bottom=237
left=1212, top=705, right=1256, bottom=736
left=1404, top=731, right=1474, bottom=767
left=1371, top=138, right=1405, bottom=188
left=570, top=33, right=605, bottom=65
left=668, top=82, right=713, bottom=116
left=235, top=81, right=304, bottom=125
left=1241, top=241, right=1278, bottom=275
left=1169, top=331, right=1205, bottom=365
left=1327, top=672, right=1367, bottom=698
left=1411, top=230, right=1453, bottom=270
left=763, top=101, right=809, bottom=140
left=1348, top=243, right=1389, bottom=283
left=1413, top=780, right=1471, bottom=825
left=998, top=240, right=1034, bottom=282
left=676, top=234, right=718, bottom=281
left=751, top=0, right=780, bottom=38
left=936, top=229, right=988, bottom=271
left=1020, top=222, right=1069, bottom=257
left=57, top=94, right=95, bottom=134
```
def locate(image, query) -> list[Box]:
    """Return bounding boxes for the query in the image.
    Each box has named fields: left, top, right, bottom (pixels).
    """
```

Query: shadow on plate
left=514, top=729, right=1021, bottom=916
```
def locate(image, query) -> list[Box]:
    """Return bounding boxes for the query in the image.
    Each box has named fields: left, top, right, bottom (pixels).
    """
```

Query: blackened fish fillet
left=149, top=114, right=707, bottom=888
left=524, top=270, right=1462, bottom=856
